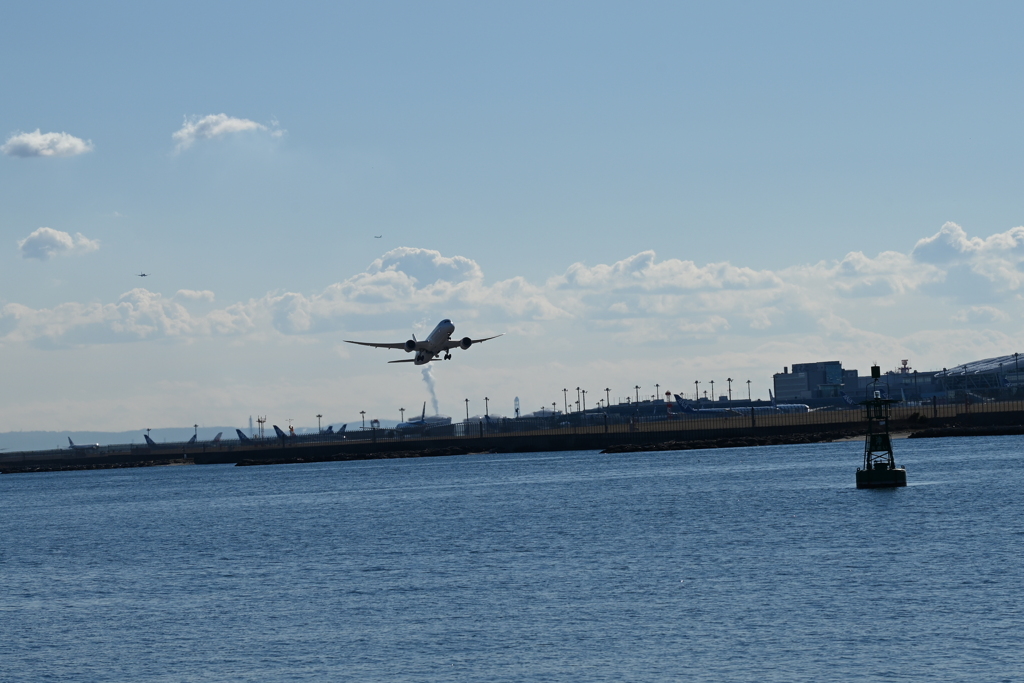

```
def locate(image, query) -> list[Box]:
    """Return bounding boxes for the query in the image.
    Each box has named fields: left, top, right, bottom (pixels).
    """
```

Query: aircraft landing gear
left=444, top=352, right=452, bottom=360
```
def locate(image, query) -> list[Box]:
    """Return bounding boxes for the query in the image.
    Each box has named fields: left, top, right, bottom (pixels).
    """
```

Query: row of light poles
left=351, top=376, right=766, bottom=428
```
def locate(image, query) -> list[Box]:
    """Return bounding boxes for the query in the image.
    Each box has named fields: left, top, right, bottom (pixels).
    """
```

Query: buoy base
left=856, top=465, right=907, bottom=489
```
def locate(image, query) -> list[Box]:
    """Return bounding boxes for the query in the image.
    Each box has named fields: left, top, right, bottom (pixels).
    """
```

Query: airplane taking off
left=345, top=319, right=502, bottom=365
left=68, top=437, right=100, bottom=450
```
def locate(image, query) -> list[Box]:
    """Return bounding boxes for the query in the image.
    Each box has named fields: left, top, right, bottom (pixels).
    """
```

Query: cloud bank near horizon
left=2, top=223, right=1022, bottom=369
left=2, top=129, right=94, bottom=157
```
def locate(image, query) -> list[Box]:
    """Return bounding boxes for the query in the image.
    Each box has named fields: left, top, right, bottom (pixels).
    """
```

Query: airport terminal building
left=773, top=354, right=1023, bottom=405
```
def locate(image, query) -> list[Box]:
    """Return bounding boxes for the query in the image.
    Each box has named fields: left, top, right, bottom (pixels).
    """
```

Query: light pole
left=655, top=383, right=660, bottom=401
left=194, top=424, right=198, bottom=440
left=605, top=387, right=610, bottom=407
left=746, top=380, right=751, bottom=402
left=400, top=407, right=405, bottom=422
left=576, top=387, right=581, bottom=412
left=710, top=380, right=715, bottom=401
left=552, top=402, right=557, bottom=415
left=563, top=388, right=568, bottom=414
left=634, top=385, right=640, bottom=403
left=316, top=414, right=322, bottom=433
left=360, top=411, right=366, bottom=430
left=694, top=380, right=699, bottom=403
left=727, top=378, right=733, bottom=402
left=582, top=389, right=587, bottom=414
left=465, top=398, right=469, bottom=420
left=485, top=397, right=489, bottom=417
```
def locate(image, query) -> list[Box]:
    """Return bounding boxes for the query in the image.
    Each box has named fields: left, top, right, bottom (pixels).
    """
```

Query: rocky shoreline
left=600, top=431, right=863, bottom=454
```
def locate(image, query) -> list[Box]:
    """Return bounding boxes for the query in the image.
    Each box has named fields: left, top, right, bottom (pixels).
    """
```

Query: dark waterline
left=2, top=437, right=1023, bottom=682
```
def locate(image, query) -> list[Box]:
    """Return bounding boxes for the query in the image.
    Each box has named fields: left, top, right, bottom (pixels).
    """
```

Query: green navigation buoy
left=857, top=365, right=907, bottom=489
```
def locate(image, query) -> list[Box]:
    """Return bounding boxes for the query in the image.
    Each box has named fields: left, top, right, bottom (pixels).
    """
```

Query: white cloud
left=172, top=114, right=283, bottom=151
left=2, top=129, right=94, bottom=157
left=17, top=228, right=100, bottom=261
left=175, top=289, right=215, bottom=302
left=3, top=226, right=1023, bottom=376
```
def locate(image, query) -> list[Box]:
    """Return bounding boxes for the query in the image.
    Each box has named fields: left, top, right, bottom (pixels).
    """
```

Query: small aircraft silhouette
left=137, top=272, right=149, bottom=277
left=374, top=235, right=382, bottom=239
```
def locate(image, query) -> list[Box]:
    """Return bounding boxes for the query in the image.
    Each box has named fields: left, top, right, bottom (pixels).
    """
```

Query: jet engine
left=404, top=339, right=417, bottom=352
left=459, top=337, right=473, bottom=350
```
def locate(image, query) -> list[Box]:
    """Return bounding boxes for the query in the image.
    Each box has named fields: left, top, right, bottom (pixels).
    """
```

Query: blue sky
left=2, top=2, right=1023, bottom=431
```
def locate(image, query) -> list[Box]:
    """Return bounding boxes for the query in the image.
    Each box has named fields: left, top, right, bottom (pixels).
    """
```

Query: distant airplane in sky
left=374, top=235, right=382, bottom=238
left=345, top=319, right=502, bottom=365
left=68, top=437, right=100, bottom=450
left=137, top=272, right=149, bottom=277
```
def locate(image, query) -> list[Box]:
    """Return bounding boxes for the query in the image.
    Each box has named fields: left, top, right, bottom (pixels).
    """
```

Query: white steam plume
left=421, top=366, right=439, bottom=415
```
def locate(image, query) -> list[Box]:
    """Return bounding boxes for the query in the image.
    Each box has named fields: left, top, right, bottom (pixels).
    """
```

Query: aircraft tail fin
left=769, top=389, right=776, bottom=407
left=68, top=437, right=74, bottom=447
left=212, top=432, right=223, bottom=442
left=236, top=429, right=251, bottom=442
left=422, top=402, right=426, bottom=421
left=144, top=434, right=156, bottom=446
left=324, top=425, right=334, bottom=434
left=273, top=425, right=288, bottom=439
left=673, top=394, right=695, bottom=413
left=339, top=424, right=347, bottom=433
left=187, top=434, right=197, bottom=444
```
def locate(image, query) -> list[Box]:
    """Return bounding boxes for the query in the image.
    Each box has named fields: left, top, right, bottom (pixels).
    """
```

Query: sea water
left=2, top=437, right=1023, bottom=682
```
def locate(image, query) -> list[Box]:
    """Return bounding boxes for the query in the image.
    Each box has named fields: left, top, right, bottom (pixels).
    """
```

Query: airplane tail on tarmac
left=236, top=429, right=251, bottom=442
left=673, top=394, right=696, bottom=413
left=144, top=434, right=156, bottom=446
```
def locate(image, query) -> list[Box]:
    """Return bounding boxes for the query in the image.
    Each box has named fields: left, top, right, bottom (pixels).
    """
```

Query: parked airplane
left=236, top=429, right=251, bottom=442
left=273, top=425, right=291, bottom=439
left=397, top=402, right=453, bottom=430
left=768, top=390, right=811, bottom=413
left=671, top=395, right=741, bottom=417
left=68, top=437, right=100, bottom=450
left=345, top=319, right=502, bottom=365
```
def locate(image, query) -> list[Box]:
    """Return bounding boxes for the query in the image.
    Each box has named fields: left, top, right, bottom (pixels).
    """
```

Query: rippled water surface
left=3, top=437, right=1023, bottom=682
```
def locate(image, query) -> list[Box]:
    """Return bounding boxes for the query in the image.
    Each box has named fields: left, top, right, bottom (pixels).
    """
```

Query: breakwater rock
left=601, top=431, right=861, bottom=454
left=908, top=425, right=1024, bottom=439
left=1, top=458, right=192, bottom=474
left=235, top=446, right=477, bottom=467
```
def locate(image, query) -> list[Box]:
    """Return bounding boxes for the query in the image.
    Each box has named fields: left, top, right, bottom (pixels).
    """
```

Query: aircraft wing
left=442, top=334, right=503, bottom=350
left=387, top=359, right=418, bottom=363
left=344, top=340, right=412, bottom=350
